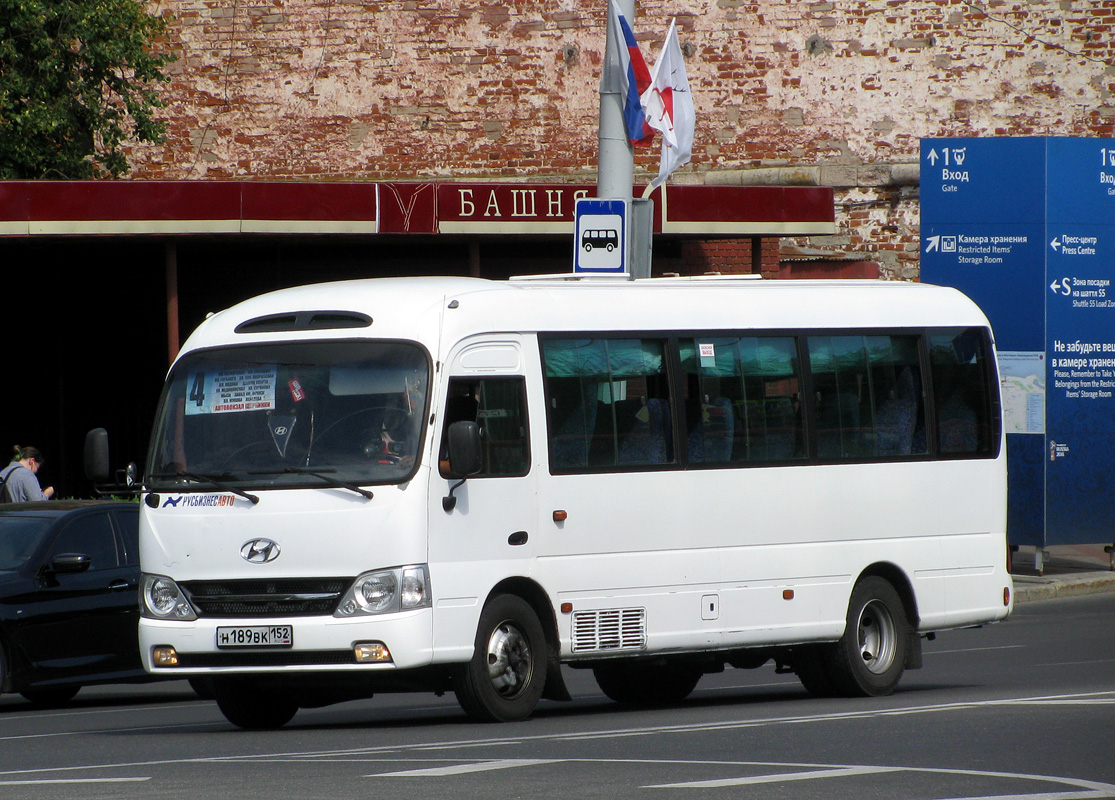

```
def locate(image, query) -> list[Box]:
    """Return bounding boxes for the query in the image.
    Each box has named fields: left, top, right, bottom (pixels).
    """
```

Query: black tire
left=453, top=594, right=547, bottom=722
left=592, top=662, right=702, bottom=706
left=213, top=678, right=298, bottom=729
left=20, top=686, right=81, bottom=706
left=188, top=676, right=217, bottom=700
left=793, top=645, right=840, bottom=697
left=827, top=576, right=909, bottom=697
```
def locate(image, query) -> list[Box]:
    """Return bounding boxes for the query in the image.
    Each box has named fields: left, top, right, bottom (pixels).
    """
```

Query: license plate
left=216, top=625, right=293, bottom=648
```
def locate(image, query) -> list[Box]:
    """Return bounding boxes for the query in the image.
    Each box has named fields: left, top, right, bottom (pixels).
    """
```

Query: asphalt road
left=2, top=593, right=1113, bottom=800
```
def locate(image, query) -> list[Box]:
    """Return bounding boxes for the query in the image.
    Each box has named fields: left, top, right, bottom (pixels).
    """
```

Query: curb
left=1012, top=573, right=1115, bottom=604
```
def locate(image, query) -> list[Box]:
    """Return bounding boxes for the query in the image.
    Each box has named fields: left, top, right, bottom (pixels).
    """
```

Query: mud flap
left=906, top=629, right=924, bottom=670
left=542, top=654, right=572, bottom=701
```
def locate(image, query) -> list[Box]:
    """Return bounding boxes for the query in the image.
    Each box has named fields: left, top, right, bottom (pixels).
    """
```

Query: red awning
left=0, top=181, right=834, bottom=237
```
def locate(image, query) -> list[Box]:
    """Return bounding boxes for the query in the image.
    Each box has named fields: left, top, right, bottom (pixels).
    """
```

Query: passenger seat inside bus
left=617, top=397, right=671, bottom=465
left=687, top=397, right=734, bottom=463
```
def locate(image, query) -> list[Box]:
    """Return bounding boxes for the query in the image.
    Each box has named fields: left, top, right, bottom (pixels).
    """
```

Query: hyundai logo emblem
left=241, top=538, right=281, bottom=564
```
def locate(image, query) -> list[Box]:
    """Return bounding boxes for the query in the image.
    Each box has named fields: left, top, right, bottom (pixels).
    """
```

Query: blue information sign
left=922, top=137, right=1115, bottom=548
left=574, top=198, right=628, bottom=274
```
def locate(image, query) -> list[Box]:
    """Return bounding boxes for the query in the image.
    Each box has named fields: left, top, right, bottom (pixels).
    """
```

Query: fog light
left=354, top=642, right=392, bottom=663
left=152, top=646, right=179, bottom=667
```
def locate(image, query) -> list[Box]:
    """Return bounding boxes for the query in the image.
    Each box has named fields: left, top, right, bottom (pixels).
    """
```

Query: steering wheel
left=309, top=406, right=410, bottom=462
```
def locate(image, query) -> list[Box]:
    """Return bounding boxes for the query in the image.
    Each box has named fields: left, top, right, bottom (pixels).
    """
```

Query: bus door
left=427, top=338, right=538, bottom=647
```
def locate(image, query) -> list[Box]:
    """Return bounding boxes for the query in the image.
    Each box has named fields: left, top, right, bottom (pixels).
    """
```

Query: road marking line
left=648, top=765, right=898, bottom=788
left=939, top=793, right=1113, bottom=800
left=928, top=645, right=1027, bottom=655
left=0, top=720, right=216, bottom=743
left=0, top=777, right=150, bottom=786
left=370, top=758, right=559, bottom=777
left=2, top=690, right=1114, bottom=783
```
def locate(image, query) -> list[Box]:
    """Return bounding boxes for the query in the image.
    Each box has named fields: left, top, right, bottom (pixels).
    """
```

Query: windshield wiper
left=247, top=467, right=374, bottom=500
left=149, top=471, right=260, bottom=505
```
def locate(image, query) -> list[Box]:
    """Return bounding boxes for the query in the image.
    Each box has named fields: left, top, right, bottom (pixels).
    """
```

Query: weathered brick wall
left=133, top=0, right=1115, bottom=276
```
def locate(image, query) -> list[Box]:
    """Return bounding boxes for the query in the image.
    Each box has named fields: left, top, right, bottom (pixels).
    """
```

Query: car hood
left=0, top=569, right=32, bottom=597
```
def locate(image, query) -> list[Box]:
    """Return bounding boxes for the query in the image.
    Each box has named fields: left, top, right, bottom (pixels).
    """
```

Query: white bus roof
left=181, top=276, right=993, bottom=355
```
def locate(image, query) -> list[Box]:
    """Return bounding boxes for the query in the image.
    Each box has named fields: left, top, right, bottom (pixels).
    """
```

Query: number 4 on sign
left=190, top=373, right=206, bottom=407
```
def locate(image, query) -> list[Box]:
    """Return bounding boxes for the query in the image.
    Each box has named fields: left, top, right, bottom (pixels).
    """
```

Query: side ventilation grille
left=571, top=608, right=646, bottom=653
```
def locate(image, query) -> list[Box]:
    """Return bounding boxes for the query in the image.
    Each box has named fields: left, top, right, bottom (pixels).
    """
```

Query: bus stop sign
left=574, top=198, right=627, bottom=274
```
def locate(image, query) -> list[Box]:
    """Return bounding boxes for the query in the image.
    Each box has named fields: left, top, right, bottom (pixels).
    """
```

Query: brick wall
left=133, top=0, right=1115, bottom=277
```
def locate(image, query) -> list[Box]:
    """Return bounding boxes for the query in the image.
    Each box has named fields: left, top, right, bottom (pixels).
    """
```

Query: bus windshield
left=147, top=340, right=429, bottom=491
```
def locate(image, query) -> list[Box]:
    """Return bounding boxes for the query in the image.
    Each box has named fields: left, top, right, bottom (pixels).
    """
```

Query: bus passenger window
left=439, top=378, right=529, bottom=477
left=808, top=335, right=926, bottom=460
left=542, top=338, right=673, bottom=471
left=928, top=328, right=997, bottom=456
left=679, top=337, right=803, bottom=464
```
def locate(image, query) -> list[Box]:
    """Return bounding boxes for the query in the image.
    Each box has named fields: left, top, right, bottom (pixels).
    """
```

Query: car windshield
left=0, top=516, right=52, bottom=570
left=147, top=340, right=429, bottom=491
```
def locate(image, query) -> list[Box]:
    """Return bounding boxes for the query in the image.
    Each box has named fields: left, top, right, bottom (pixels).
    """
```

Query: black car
left=0, top=500, right=148, bottom=705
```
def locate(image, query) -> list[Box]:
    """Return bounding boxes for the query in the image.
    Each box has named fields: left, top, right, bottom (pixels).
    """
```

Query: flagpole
left=598, top=0, right=636, bottom=203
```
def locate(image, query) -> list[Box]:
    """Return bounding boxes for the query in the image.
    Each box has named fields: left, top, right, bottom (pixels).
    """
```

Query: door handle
left=507, top=531, right=528, bottom=546
left=108, top=580, right=133, bottom=591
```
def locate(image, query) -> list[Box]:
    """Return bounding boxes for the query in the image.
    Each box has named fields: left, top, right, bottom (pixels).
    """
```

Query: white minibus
left=123, top=275, right=1012, bottom=728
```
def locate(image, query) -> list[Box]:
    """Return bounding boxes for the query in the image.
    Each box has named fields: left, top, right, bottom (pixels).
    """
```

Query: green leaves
left=0, top=0, right=174, bottom=178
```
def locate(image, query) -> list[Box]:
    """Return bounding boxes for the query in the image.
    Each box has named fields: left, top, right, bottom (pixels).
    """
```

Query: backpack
left=0, top=464, right=23, bottom=503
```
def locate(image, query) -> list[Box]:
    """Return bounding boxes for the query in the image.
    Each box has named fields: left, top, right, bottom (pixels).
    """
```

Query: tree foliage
left=0, top=0, right=173, bottom=179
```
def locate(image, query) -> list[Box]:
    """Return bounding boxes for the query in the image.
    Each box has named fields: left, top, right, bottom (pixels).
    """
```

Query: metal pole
left=598, top=0, right=635, bottom=203
left=165, top=241, right=180, bottom=365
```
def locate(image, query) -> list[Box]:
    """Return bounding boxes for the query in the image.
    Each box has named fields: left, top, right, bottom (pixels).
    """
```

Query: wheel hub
left=485, top=621, right=533, bottom=698
left=857, top=598, right=898, bottom=674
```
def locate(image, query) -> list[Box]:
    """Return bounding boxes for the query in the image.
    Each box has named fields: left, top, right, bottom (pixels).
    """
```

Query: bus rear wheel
left=592, top=662, right=702, bottom=706
left=827, top=576, right=908, bottom=697
left=793, top=646, right=839, bottom=697
left=453, top=594, right=547, bottom=722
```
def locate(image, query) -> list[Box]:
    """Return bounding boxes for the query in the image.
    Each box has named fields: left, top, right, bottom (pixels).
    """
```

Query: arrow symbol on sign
left=927, top=149, right=939, bottom=166
left=1051, top=237, right=1061, bottom=251
left=925, top=235, right=940, bottom=253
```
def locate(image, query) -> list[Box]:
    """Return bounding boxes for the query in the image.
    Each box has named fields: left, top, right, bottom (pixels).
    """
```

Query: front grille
left=177, top=650, right=358, bottom=668
left=572, top=608, right=647, bottom=653
left=182, top=578, right=349, bottom=617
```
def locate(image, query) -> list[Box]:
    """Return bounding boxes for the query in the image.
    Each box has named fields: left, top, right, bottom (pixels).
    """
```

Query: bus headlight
left=335, top=564, right=431, bottom=617
left=358, top=571, right=397, bottom=612
left=141, top=574, right=197, bottom=621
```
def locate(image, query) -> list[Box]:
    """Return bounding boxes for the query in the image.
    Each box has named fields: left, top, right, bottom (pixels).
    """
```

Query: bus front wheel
left=453, top=594, right=547, bottom=722
left=214, top=677, right=299, bottom=729
left=828, top=576, right=908, bottom=697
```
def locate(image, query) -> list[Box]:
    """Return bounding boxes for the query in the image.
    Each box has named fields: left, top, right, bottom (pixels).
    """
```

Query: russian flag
left=606, top=0, right=654, bottom=146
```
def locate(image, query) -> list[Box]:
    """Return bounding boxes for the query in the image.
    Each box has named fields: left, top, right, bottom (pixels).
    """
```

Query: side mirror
left=443, top=421, right=482, bottom=512
left=446, top=421, right=483, bottom=478
left=84, top=428, right=111, bottom=484
left=48, top=553, right=93, bottom=575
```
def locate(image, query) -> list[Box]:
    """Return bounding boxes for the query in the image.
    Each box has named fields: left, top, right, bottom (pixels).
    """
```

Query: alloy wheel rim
left=485, top=620, right=533, bottom=699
